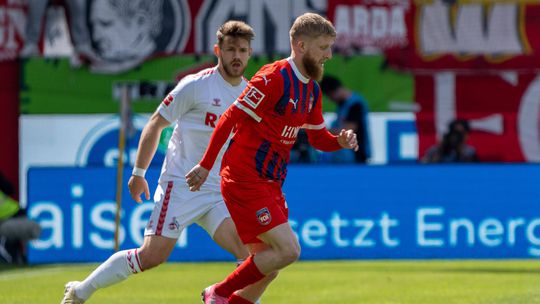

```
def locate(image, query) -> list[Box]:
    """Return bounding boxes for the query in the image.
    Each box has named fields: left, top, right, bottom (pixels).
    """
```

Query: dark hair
left=320, top=75, right=342, bottom=95
left=440, top=119, right=470, bottom=153
left=448, top=119, right=470, bottom=133
left=0, top=172, right=14, bottom=196
left=216, top=21, right=255, bottom=47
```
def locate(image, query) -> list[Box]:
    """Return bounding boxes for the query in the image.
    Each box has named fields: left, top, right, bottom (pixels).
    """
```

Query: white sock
left=74, top=249, right=143, bottom=300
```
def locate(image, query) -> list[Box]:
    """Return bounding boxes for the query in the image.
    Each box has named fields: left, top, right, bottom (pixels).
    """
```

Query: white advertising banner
left=20, top=113, right=416, bottom=206
left=20, top=114, right=161, bottom=207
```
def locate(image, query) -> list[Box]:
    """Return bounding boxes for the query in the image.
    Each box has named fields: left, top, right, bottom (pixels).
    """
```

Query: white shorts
left=144, top=181, right=230, bottom=239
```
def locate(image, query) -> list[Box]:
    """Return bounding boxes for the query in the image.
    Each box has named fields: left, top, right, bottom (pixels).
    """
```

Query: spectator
left=0, top=173, right=41, bottom=264
left=20, top=0, right=100, bottom=63
left=320, top=75, right=371, bottom=163
left=290, top=130, right=318, bottom=163
left=422, top=119, right=478, bottom=163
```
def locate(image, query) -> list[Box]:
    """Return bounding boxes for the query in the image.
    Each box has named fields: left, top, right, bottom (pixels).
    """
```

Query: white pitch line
left=0, top=267, right=71, bottom=281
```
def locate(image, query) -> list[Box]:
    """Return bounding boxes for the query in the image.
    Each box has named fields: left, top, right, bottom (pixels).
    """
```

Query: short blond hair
left=216, top=20, right=255, bottom=47
left=289, top=13, right=336, bottom=41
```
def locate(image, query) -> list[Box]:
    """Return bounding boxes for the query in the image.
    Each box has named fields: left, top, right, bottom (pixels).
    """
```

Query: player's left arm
left=306, top=128, right=358, bottom=152
left=305, top=89, right=358, bottom=151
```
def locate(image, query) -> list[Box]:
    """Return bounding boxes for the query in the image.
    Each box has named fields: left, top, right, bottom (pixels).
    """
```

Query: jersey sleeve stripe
left=302, top=122, right=326, bottom=130
left=234, top=101, right=262, bottom=122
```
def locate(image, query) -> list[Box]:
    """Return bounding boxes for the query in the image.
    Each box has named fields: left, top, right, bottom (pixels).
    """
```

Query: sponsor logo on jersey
left=212, top=98, right=221, bottom=106
left=126, top=249, right=138, bottom=273
left=281, top=125, right=301, bottom=145
left=168, top=217, right=181, bottom=231
left=256, top=207, right=272, bottom=226
left=262, top=75, right=272, bottom=86
left=244, top=85, right=265, bottom=109
left=289, top=98, right=298, bottom=109
left=281, top=125, right=301, bottom=139
left=163, top=94, right=174, bottom=106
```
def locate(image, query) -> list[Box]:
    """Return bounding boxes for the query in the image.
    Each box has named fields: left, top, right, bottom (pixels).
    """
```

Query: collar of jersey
left=287, top=57, right=310, bottom=84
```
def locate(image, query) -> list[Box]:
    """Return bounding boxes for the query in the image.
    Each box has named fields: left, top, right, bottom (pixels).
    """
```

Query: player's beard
left=302, top=51, right=323, bottom=81
left=222, top=57, right=246, bottom=78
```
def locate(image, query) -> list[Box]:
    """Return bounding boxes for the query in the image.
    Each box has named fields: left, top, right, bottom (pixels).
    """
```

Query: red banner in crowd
left=416, top=72, right=540, bottom=162
left=0, top=0, right=330, bottom=73
left=326, top=0, right=411, bottom=53
left=0, top=60, right=20, bottom=196
left=387, top=1, right=540, bottom=71
left=0, top=0, right=26, bottom=61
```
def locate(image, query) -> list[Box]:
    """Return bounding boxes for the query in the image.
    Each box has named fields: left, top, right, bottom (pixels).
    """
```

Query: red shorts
left=221, top=177, right=288, bottom=244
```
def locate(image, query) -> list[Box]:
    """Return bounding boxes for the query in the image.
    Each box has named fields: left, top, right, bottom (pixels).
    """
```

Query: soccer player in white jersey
left=61, top=21, right=274, bottom=304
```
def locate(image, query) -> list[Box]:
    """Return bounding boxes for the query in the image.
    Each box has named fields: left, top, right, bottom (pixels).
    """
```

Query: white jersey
left=157, top=67, right=247, bottom=190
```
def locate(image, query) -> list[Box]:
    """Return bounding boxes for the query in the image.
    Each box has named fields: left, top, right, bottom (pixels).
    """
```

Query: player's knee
left=291, top=239, right=301, bottom=259
left=290, top=246, right=301, bottom=262
left=279, top=245, right=300, bottom=266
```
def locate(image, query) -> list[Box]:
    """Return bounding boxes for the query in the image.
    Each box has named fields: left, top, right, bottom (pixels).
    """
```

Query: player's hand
left=128, top=175, right=150, bottom=204
left=185, top=165, right=209, bottom=191
left=337, top=129, right=359, bottom=152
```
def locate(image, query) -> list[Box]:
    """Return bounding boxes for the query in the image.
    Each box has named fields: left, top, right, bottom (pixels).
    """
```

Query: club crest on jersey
left=256, top=207, right=272, bottom=226
left=168, top=217, right=181, bottom=231
left=212, top=98, right=221, bottom=106
left=262, top=75, right=272, bottom=86
left=244, top=85, right=265, bottom=109
left=163, top=94, right=174, bottom=107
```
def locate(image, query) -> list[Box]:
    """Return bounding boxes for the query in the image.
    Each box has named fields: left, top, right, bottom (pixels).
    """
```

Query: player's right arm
left=185, top=104, right=249, bottom=191
left=130, top=76, right=197, bottom=202
left=186, top=66, right=282, bottom=191
left=128, top=112, right=170, bottom=203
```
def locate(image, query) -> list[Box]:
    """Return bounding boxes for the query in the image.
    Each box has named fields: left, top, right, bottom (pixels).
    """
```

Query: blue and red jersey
left=200, top=58, right=341, bottom=183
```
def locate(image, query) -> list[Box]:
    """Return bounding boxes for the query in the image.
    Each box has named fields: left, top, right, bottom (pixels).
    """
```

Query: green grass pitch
left=1, top=260, right=539, bottom=303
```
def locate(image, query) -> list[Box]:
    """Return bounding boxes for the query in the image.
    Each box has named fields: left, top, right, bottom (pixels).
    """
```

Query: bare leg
left=252, top=223, right=301, bottom=274
left=137, top=235, right=178, bottom=270
left=212, top=218, right=249, bottom=259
